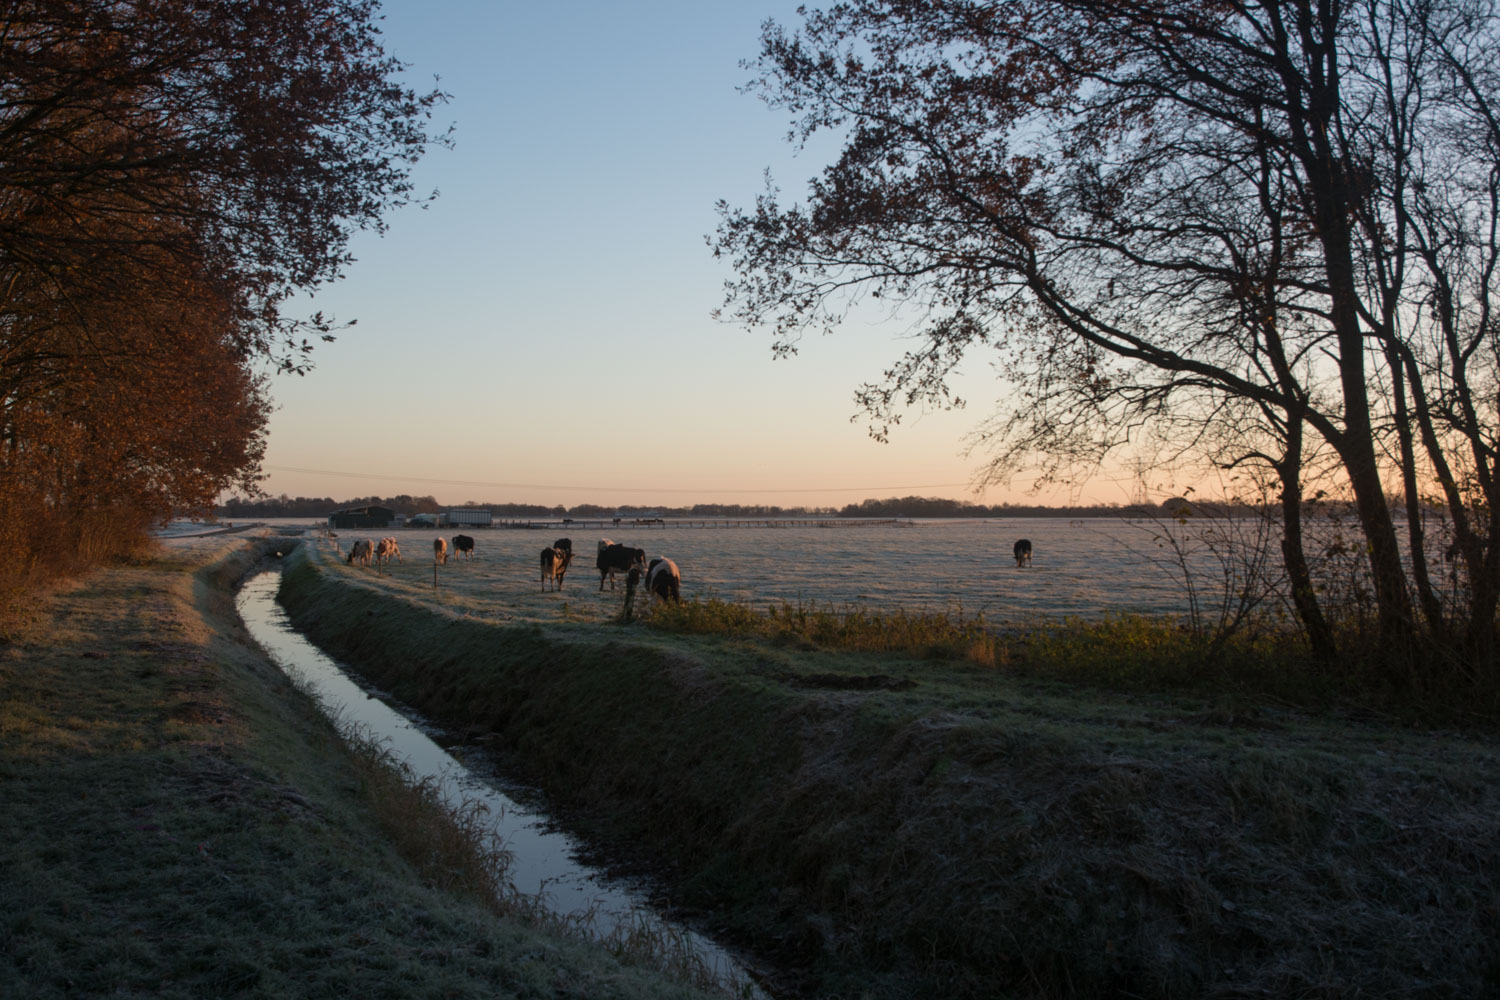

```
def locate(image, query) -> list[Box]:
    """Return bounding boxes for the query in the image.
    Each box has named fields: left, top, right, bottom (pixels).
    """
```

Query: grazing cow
left=346, top=538, right=373, bottom=566
left=433, top=537, right=448, bottom=565
left=540, top=546, right=572, bottom=591
left=646, top=557, right=681, bottom=603
left=452, top=534, right=476, bottom=561
left=596, top=543, right=647, bottom=590
left=375, top=537, right=402, bottom=568
left=1013, top=538, right=1032, bottom=567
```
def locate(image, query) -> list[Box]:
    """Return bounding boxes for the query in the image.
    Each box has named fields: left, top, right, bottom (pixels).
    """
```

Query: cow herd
left=342, top=531, right=1037, bottom=603
left=341, top=532, right=687, bottom=605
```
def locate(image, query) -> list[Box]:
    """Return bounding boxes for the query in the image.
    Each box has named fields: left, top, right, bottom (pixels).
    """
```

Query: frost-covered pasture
left=298, top=518, right=1234, bottom=627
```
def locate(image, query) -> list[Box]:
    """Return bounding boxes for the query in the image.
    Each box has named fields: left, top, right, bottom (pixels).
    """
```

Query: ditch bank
left=279, top=542, right=1500, bottom=1000
left=3, top=535, right=722, bottom=1000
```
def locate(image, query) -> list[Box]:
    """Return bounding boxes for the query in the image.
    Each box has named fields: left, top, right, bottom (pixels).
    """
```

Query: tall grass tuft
left=336, top=724, right=516, bottom=906
left=639, top=595, right=1381, bottom=709
left=645, top=596, right=1007, bottom=665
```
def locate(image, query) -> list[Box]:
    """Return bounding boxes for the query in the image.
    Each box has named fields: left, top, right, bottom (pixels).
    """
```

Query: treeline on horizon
left=218, top=493, right=1236, bottom=520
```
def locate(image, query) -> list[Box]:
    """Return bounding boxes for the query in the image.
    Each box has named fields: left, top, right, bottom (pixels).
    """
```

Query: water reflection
left=236, top=568, right=762, bottom=997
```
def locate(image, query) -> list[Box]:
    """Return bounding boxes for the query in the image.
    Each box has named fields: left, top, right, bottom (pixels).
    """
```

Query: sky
left=254, top=0, right=1144, bottom=511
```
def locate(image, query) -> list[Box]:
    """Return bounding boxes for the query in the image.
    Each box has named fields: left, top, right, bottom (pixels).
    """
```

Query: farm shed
left=445, top=509, right=493, bottom=527
left=327, top=506, right=396, bottom=529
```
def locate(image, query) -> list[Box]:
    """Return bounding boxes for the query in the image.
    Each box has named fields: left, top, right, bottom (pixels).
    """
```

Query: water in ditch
left=236, top=567, right=766, bottom=998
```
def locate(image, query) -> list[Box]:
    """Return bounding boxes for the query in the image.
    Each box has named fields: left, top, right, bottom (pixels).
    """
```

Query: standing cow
left=375, top=537, right=402, bottom=569
left=596, top=543, right=647, bottom=590
left=1013, top=539, right=1032, bottom=567
left=646, top=557, right=681, bottom=603
left=433, top=537, right=448, bottom=565
left=452, top=534, right=475, bottom=561
left=346, top=538, right=373, bottom=566
left=595, top=538, right=617, bottom=586
left=540, top=546, right=573, bottom=591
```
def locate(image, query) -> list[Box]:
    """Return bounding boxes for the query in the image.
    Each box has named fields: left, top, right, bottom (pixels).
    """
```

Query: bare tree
left=716, top=0, right=1500, bottom=678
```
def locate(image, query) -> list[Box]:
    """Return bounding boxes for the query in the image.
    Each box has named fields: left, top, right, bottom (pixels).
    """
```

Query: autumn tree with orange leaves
left=0, top=0, right=447, bottom=611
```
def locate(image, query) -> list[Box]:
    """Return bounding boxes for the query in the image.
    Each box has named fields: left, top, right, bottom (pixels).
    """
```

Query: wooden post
left=623, top=568, right=640, bottom=622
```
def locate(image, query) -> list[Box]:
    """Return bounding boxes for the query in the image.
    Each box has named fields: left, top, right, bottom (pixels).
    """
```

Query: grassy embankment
left=281, top=537, right=1500, bottom=999
left=0, top=534, right=730, bottom=1000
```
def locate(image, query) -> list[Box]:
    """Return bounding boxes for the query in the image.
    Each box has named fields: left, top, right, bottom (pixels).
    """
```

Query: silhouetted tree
left=717, top=0, right=1500, bottom=677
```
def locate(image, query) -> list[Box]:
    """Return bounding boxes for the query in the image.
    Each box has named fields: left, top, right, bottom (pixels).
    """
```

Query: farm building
left=327, top=506, right=396, bottom=529
left=406, top=513, right=440, bottom=528
left=445, top=509, right=493, bottom=527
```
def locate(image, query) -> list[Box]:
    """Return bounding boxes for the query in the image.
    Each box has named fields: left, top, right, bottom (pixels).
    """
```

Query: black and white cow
left=452, top=534, right=475, bottom=561
left=596, top=543, right=647, bottom=590
left=595, top=538, right=619, bottom=586
left=1013, top=538, right=1032, bottom=567
left=646, top=557, right=681, bottom=602
left=540, top=546, right=572, bottom=591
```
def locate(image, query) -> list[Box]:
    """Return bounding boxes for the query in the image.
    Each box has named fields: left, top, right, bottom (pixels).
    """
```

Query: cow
left=346, top=538, right=373, bottom=566
left=595, top=538, right=618, bottom=586
left=375, top=537, right=402, bottom=568
left=540, top=546, right=572, bottom=591
left=646, top=557, right=681, bottom=603
left=452, top=534, right=476, bottom=561
left=596, top=543, right=647, bottom=590
left=1013, top=538, right=1032, bottom=567
left=433, top=537, right=448, bottom=565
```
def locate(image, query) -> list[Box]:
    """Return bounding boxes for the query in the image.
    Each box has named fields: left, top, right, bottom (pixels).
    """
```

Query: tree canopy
left=0, top=0, right=448, bottom=609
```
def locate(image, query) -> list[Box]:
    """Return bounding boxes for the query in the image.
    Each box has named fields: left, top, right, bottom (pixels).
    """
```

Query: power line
left=261, top=464, right=978, bottom=496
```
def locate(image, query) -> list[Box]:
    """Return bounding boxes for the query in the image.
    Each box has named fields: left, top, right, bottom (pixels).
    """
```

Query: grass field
left=282, top=535, right=1500, bottom=999
left=0, top=533, right=730, bottom=999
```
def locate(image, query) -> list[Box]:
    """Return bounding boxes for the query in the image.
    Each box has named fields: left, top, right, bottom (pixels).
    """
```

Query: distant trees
left=219, top=495, right=447, bottom=519
left=0, top=0, right=447, bottom=611
left=716, top=0, right=1500, bottom=679
left=840, top=497, right=985, bottom=519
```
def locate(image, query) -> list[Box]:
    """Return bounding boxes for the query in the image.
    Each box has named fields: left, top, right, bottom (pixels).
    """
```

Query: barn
left=327, top=505, right=396, bottom=529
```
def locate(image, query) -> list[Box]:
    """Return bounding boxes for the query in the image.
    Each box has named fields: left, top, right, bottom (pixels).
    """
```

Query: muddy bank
left=278, top=540, right=1500, bottom=999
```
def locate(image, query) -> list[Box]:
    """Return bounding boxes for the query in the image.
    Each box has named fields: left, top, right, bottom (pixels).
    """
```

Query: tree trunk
left=1387, top=347, right=1446, bottom=639
left=1323, top=253, right=1415, bottom=661
left=1277, top=414, right=1337, bottom=664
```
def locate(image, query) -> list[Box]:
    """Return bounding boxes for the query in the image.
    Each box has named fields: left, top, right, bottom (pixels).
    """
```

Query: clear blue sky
left=255, top=0, right=1139, bottom=509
